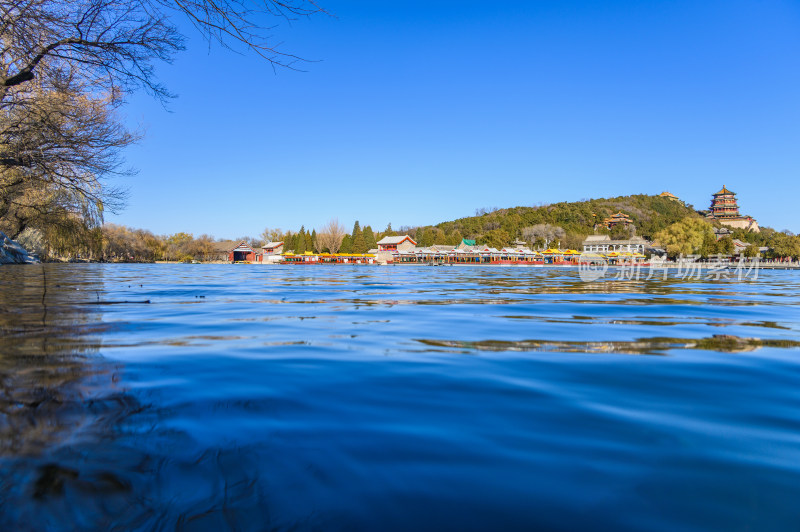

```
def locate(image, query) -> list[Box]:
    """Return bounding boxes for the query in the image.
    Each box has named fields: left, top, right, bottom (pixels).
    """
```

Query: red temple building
left=600, top=211, right=634, bottom=230
left=710, top=185, right=741, bottom=217
left=706, top=185, right=759, bottom=232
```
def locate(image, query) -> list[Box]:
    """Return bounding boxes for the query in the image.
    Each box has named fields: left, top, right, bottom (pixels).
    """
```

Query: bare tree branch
left=315, top=217, right=345, bottom=254
left=1, top=0, right=327, bottom=246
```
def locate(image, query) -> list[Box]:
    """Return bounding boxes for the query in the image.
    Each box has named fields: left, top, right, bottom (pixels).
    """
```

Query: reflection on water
left=417, top=335, right=800, bottom=354
left=0, top=266, right=145, bottom=527
left=1, top=264, right=800, bottom=530
left=0, top=266, right=113, bottom=455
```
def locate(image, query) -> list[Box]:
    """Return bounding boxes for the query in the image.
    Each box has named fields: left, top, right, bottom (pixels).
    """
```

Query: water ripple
left=1, top=264, right=799, bottom=530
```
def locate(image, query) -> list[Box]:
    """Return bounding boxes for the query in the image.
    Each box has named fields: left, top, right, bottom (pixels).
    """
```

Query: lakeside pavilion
left=209, top=240, right=256, bottom=262
left=377, top=235, right=418, bottom=252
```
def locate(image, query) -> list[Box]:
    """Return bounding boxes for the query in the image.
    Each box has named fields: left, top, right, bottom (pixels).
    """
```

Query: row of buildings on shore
left=210, top=235, right=652, bottom=265
left=206, top=186, right=762, bottom=264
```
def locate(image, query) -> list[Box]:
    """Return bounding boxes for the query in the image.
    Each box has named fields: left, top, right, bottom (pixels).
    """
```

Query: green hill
left=409, top=194, right=703, bottom=249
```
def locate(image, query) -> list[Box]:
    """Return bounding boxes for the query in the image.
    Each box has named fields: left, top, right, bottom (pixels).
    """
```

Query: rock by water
left=0, top=231, right=40, bottom=264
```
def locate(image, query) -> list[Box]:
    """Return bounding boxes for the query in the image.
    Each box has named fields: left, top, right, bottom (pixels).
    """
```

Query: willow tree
left=1, top=75, right=135, bottom=239
left=1, top=0, right=325, bottom=98
left=1, top=0, right=325, bottom=242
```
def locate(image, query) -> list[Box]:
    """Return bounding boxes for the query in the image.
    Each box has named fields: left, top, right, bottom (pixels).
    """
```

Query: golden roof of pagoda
left=713, top=185, right=735, bottom=196
left=659, top=191, right=678, bottom=198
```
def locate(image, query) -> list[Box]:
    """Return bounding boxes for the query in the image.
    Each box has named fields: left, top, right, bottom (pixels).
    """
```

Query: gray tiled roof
left=584, top=235, right=611, bottom=242
left=377, top=235, right=416, bottom=245
left=212, top=240, right=251, bottom=252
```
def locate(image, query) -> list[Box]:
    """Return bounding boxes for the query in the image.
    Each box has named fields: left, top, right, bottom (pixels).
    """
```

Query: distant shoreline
left=11, top=260, right=797, bottom=270
left=169, top=261, right=800, bottom=270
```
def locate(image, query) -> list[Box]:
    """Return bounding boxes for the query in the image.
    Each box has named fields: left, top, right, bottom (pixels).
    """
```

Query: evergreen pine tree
left=306, top=231, right=314, bottom=252
left=363, top=225, right=377, bottom=251
left=311, top=229, right=319, bottom=252
left=340, top=234, right=352, bottom=253
left=296, top=227, right=306, bottom=253
left=418, top=227, right=434, bottom=247
left=424, top=231, right=434, bottom=247
left=415, top=227, right=425, bottom=247
left=430, top=227, right=445, bottom=245
left=383, top=223, right=395, bottom=237
left=352, top=226, right=367, bottom=254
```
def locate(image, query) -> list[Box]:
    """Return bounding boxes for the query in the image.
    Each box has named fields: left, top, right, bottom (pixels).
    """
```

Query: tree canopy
left=1, top=0, right=325, bottom=243
left=654, top=218, right=715, bottom=258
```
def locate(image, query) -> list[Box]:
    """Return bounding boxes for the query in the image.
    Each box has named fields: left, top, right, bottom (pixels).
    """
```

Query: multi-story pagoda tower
left=710, top=185, right=740, bottom=218
left=706, top=185, right=759, bottom=232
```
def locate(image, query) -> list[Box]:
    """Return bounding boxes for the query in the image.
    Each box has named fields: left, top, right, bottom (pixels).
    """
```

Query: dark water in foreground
left=1, top=264, right=800, bottom=531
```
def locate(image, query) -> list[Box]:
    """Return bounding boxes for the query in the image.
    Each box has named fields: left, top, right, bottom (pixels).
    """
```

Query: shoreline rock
left=0, top=231, right=40, bottom=264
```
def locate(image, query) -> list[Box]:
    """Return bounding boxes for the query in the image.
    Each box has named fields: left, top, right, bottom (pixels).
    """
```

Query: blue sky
left=109, top=0, right=800, bottom=238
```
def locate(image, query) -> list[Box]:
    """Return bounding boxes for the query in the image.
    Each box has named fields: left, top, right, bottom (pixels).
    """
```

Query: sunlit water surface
left=1, top=264, right=800, bottom=531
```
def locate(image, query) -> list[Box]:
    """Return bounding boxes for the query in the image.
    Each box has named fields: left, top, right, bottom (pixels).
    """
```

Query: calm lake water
left=1, top=264, right=800, bottom=531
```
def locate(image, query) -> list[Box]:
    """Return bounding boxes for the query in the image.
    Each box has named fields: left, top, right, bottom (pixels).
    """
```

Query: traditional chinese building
left=210, top=240, right=256, bottom=262
left=374, top=235, right=418, bottom=264
left=262, top=241, right=284, bottom=255
left=582, top=235, right=650, bottom=254
left=600, top=211, right=633, bottom=230
left=658, top=191, right=687, bottom=206
left=260, top=241, right=284, bottom=263
left=706, top=185, right=759, bottom=232
left=710, top=185, right=740, bottom=217
left=713, top=227, right=733, bottom=240
left=377, top=235, right=417, bottom=252
left=659, top=191, right=680, bottom=202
